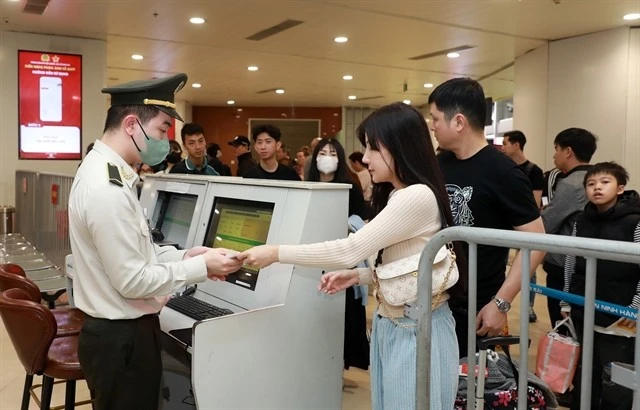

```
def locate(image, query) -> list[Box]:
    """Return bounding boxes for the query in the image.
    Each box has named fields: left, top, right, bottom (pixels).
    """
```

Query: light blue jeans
left=370, top=302, right=458, bottom=410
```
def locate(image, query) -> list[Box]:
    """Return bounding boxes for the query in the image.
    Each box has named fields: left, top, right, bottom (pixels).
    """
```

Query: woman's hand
left=619, top=318, right=637, bottom=329
left=236, top=245, right=279, bottom=269
left=318, top=269, right=359, bottom=294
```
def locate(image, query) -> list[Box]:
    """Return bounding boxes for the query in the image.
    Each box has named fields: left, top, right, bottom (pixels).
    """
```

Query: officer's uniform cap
left=101, top=73, right=188, bottom=121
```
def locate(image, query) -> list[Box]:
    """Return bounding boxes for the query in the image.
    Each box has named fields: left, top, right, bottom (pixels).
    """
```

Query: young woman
left=308, top=138, right=370, bottom=371
left=308, top=138, right=370, bottom=221
left=238, top=102, right=466, bottom=409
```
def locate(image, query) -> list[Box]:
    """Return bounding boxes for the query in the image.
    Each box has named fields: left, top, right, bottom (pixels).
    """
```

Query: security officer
left=69, top=73, right=243, bottom=410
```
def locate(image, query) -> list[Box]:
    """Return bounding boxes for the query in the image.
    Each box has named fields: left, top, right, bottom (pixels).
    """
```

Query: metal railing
left=414, top=226, right=640, bottom=410
left=14, top=171, right=74, bottom=268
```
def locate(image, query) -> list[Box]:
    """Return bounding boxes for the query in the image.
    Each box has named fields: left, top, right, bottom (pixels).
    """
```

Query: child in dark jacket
left=560, top=162, right=640, bottom=410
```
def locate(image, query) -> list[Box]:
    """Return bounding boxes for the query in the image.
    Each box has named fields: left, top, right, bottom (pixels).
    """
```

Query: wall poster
left=18, top=50, right=82, bottom=159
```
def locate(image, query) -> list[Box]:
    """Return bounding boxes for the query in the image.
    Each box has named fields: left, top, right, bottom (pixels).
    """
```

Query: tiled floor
left=0, top=267, right=562, bottom=409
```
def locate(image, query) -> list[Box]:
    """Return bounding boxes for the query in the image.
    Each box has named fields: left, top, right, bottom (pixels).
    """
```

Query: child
left=560, top=161, right=640, bottom=410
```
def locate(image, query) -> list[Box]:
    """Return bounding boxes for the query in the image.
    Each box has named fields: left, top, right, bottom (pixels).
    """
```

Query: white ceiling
left=1, top=0, right=638, bottom=107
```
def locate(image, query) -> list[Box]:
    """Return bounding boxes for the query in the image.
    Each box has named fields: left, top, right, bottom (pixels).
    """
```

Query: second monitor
left=203, top=197, right=274, bottom=291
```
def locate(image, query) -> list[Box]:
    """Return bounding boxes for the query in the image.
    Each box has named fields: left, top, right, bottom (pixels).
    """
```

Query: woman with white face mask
left=307, top=138, right=371, bottom=371
left=308, top=139, right=370, bottom=220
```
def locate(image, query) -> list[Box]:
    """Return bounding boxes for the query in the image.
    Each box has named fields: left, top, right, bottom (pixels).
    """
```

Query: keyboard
left=166, top=295, right=233, bottom=320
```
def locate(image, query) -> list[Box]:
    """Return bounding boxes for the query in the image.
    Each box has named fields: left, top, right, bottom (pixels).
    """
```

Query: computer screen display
left=152, top=191, right=198, bottom=249
left=203, top=197, right=275, bottom=291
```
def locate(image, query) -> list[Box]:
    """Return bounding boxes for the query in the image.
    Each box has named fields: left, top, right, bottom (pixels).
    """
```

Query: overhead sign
left=18, top=50, right=82, bottom=160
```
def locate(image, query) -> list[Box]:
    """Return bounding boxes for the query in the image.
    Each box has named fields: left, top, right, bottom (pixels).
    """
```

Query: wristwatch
left=492, top=296, right=511, bottom=313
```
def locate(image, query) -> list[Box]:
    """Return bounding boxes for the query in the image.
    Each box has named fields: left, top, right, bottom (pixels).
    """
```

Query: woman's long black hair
left=356, top=102, right=467, bottom=304
left=307, top=138, right=355, bottom=184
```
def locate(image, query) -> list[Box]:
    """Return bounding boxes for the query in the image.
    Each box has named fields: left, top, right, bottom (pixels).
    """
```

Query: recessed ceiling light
left=423, top=83, right=434, bottom=88
left=247, top=66, right=259, bottom=71
left=275, top=89, right=285, bottom=94
left=227, top=100, right=235, bottom=105
left=623, top=13, right=640, bottom=20
left=403, top=100, right=411, bottom=105
left=447, top=52, right=460, bottom=59
left=189, top=17, right=205, bottom=24
left=334, top=36, right=349, bottom=43
left=342, top=75, right=353, bottom=80
left=348, top=95, right=357, bottom=100
left=192, top=83, right=202, bottom=88
left=131, top=54, right=144, bottom=60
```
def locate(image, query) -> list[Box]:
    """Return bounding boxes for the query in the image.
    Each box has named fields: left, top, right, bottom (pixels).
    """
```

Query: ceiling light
left=423, top=83, right=434, bottom=88
left=275, top=89, right=285, bottom=94
left=334, top=36, right=349, bottom=43
left=247, top=65, right=259, bottom=71
left=131, top=54, right=144, bottom=60
left=623, top=13, right=640, bottom=20
left=447, top=52, right=460, bottom=59
left=403, top=100, right=411, bottom=105
left=342, top=75, right=353, bottom=80
left=348, top=95, right=357, bottom=100
left=192, top=83, right=202, bottom=88
left=189, top=17, right=205, bottom=24
left=227, top=100, right=235, bottom=105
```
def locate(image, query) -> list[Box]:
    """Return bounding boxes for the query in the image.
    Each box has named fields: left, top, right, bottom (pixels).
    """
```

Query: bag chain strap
left=377, top=242, right=457, bottom=329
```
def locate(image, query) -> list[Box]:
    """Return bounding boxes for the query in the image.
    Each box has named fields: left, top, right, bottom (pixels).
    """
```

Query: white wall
left=514, top=26, right=639, bottom=190
left=513, top=44, right=549, bottom=169
left=0, top=31, right=107, bottom=205
left=624, top=29, right=640, bottom=192
left=546, top=27, right=630, bottom=169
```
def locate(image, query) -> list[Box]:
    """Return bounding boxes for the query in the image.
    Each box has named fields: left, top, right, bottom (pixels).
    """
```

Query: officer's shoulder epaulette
left=107, top=163, right=123, bottom=187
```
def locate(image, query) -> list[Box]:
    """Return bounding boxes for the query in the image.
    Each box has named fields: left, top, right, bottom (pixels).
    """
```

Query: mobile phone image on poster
left=18, top=51, right=82, bottom=160
left=39, top=76, right=63, bottom=122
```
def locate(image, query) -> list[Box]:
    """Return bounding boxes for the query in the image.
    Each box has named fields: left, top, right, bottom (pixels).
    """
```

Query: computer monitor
left=152, top=191, right=198, bottom=249
left=203, top=197, right=275, bottom=291
left=139, top=174, right=210, bottom=250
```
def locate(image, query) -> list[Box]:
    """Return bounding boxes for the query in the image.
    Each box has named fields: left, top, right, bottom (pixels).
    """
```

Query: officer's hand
left=476, top=302, right=507, bottom=337
left=202, top=248, right=243, bottom=280
left=183, top=246, right=209, bottom=260
left=236, top=245, right=279, bottom=269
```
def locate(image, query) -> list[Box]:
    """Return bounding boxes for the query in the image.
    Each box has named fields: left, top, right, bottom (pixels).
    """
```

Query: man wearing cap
left=228, top=135, right=257, bottom=177
left=243, top=124, right=301, bottom=181
left=69, top=73, right=243, bottom=409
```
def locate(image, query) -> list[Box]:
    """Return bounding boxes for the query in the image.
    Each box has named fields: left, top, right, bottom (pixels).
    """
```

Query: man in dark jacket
left=228, top=135, right=256, bottom=177
left=206, top=143, right=232, bottom=176
left=170, top=123, right=218, bottom=176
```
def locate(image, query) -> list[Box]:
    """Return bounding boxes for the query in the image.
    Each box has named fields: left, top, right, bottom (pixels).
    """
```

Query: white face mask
left=316, top=155, right=339, bottom=174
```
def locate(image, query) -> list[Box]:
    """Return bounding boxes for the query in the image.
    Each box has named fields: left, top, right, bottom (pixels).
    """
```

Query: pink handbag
left=535, top=317, right=581, bottom=394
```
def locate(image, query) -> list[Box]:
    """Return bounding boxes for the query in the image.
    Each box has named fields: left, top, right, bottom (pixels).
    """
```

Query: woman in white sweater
left=238, top=102, right=466, bottom=409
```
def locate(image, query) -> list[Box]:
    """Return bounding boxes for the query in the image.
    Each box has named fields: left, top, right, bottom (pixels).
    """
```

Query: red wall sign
left=18, top=50, right=82, bottom=160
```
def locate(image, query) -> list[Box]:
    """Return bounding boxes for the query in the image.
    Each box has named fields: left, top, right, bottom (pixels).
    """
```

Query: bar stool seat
left=0, top=288, right=91, bottom=410
left=0, top=263, right=83, bottom=337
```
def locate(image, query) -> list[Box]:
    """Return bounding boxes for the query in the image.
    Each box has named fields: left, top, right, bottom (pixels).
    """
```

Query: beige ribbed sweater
left=278, top=184, right=445, bottom=317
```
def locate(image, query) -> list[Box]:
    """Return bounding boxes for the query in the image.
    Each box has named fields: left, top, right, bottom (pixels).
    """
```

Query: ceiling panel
left=1, top=0, right=637, bottom=107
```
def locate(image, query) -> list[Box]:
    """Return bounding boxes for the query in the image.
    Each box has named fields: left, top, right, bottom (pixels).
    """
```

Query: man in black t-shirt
left=428, top=78, right=545, bottom=356
left=502, top=131, right=545, bottom=207
left=243, top=124, right=300, bottom=181
left=502, top=130, right=545, bottom=322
